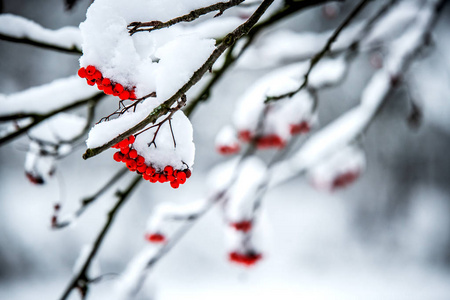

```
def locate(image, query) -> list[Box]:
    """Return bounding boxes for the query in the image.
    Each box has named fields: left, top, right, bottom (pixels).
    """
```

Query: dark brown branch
left=83, top=0, right=275, bottom=160
left=0, top=32, right=82, bottom=54
left=59, top=174, right=142, bottom=300
left=266, top=0, right=370, bottom=102
left=128, top=0, right=245, bottom=35
left=0, top=93, right=104, bottom=146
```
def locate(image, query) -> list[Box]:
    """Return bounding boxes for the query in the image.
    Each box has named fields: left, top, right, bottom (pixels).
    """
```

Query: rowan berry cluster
left=217, top=144, right=240, bottom=155
left=238, top=130, right=286, bottom=149
left=145, top=232, right=166, bottom=243
left=112, top=135, right=192, bottom=189
left=78, top=65, right=137, bottom=101
left=289, top=121, right=311, bottom=135
left=230, top=220, right=252, bottom=232
left=229, top=251, right=262, bottom=266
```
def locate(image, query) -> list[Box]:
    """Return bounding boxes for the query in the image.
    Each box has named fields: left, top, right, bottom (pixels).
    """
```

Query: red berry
left=118, top=139, right=129, bottom=148
left=137, top=164, right=147, bottom=173
left=164, top=166, right=173, bottom=175
left=145, top=233, right=165, bottom=243
left=158, top=174, right=167, bottom=183
left=185, top=169, right=192, bottom=178
left=238, top=130, right=252, bottom=142
left=102, top=78, right=111, bottom=86
left=93, top=70, right=102, bottom=81
left=170, top=181, right=179, bottom=189
left=87, top=79, right=96, bottom=86
left=97, top=84, right=104, bottom=91
left=231, top=220, right=252, bottom=232
left=150, top=173, right=159, bottom=183
left=120, top=147, right=130, bottom=155
left=119, top=90, right=130, bottom=100
left=78, top=67, right=87, bottom=78
left=136, top=155, right=145, bottom=166
left=145, top=166, right=155, bottom=176
left=129, top=91, right=137, bottom=100
left=128, top=135, right=135, bottom=144
left=167, top=175, right=175, bottom=182
left=86, top=65, right=96, bottom=75
left=177, top=171, right=186, bottom=184
left=103, top=86, right=113, bottom=95
left=142, top=173, right=151, bottom=181
left=113, top=83, right=124, bottom=95
left=129, top=149, right=138, bottom=159
left=126, top=159, right=137, bottom=171
left=113, top=152, right=124, bottom=162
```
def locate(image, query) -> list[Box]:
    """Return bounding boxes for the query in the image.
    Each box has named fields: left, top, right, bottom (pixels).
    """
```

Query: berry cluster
left=112, top=136, right=191, bottom=188
left=78, top=65, right=137, bottom=101
left=145, top=232, right=166, bottom=243
left=217, top=144, right=240, bottom=155
left=290, top=121, right=311, bottom=135
left=238, top=130, right=285, bottom=149
left=230, top=220, right=252, bottom=232
left=229, top=251, right=262, bottom=266
left=331, top=170, right=360, bottom=189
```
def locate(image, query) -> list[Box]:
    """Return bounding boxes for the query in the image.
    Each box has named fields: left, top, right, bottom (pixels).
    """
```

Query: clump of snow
left=79, top=0, right=218, bottom=98
left=29, top=113, right=86, bottom=144
left=215, top=125, right=240, bottom=155
left=307, top=145, right=366, bottom=191
left=0, top=76, right=99, bottom=116
left=0, top=14, right=82, bottom=51
left=132, top=110, right=195, bottom=171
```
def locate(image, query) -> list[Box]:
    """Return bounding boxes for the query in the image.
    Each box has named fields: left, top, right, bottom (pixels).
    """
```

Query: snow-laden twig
left=59, top=175, right=142, bottom=300
left=268, top=0, right=446, bottom=187
left=82, top=0, right=276, bottom=160
left=0, top=14, right=82, bottom=54
left=128, top=0, right=245, bottom=34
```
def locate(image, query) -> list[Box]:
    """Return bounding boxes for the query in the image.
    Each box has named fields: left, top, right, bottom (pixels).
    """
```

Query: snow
left=28, top=113, right=86, bottom=144
left=79, top=0, right=220, bottom=99
left=215, top=125, right=240, bottom=148
left=0, top=14, right=82, bottom=51
left=0, top=76, right=99, bottom=116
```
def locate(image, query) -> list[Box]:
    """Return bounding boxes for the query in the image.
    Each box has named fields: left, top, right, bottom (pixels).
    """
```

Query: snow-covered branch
left=0, top=14, right=82, bottom=54
left=82, top=0, right=275, bottom=160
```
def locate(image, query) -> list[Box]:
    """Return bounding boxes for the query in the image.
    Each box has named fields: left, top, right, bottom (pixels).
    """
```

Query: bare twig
left=0, top=93, right=104, bottom=146
left=59, top=175, right=142, bottom=300
left=83, top=0, right=276, bottom=160
left=128, top=0, right=245, bottom=35
left=0, top=32, right=82, bottom=54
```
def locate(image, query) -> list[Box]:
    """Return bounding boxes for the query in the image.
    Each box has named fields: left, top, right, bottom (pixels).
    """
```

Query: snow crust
left=0, top=76, right=99, bottom=116
left=0, top=14, right=82, bottom=51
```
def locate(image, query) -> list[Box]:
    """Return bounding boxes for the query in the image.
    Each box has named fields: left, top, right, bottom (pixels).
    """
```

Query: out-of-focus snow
left=29, top=113, right=86, bottom=144
left=0, top=14, right=82, bottom=51
left=0, top=76, right=99, bottom=116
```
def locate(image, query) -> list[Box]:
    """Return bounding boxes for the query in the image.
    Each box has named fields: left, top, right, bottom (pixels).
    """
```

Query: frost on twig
left=0, top=14, right=82, bottom=53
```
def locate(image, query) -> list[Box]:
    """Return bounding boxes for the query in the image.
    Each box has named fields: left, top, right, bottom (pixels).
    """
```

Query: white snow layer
left=0, top=76, right=99, bottom=116
left=0, top=14, right=82, bottom=51
left=79, top=0, right=219, bottom=98
left=29, top=113, right=86, bottom=144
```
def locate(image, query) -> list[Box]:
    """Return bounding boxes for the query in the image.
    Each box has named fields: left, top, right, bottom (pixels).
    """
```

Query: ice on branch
left=79, top=0, right=217, bottom=99
left=0, top=14, right=82, bottom=52
left=0, top=76, right=99, bottom=116
left=308, top=145, right=366, bottom=191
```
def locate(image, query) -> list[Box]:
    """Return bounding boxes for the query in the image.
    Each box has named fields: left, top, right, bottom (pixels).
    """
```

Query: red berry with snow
left=145, top=233, right=165, bottom=243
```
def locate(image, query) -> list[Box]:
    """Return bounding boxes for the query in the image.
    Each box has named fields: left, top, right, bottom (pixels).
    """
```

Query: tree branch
left=0, top=32, right=82, bottom=54
left=83, top=0, right=276, bottom=160
left=59, top=174, right=142, bottom=300
left=128, top=0, right=245, bottom=35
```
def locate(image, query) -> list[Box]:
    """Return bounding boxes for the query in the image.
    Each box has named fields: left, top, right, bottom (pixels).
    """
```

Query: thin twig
left=59, top=175, right=142, bottom=300
left=0, top=32, right=82, bottom=54
left=128, top=0, right=245, bottom=35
